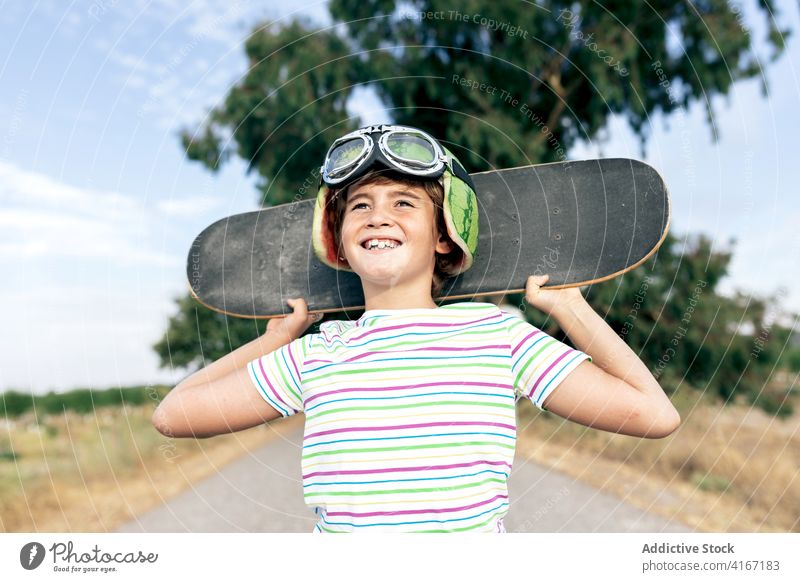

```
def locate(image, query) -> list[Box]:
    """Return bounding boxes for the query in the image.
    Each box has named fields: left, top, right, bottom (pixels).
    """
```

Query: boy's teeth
left=365, top=238, right=399, bottom=249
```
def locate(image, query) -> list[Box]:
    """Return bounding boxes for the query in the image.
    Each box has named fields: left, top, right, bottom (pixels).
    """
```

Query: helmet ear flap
left=439, top=154, right=479, bottom=275
left=312, top=184, right=353, bottom=271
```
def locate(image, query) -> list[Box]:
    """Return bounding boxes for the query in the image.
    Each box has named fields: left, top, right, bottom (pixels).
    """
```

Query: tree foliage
left=153, top=295, right=264, bottom=369
left=158, top=1, right=795, bottom=414
left=526, top=233, right=794, bottom=416
left=180, top=19, right=360, bottom=206
left=182, top=0, right=789, bottom=198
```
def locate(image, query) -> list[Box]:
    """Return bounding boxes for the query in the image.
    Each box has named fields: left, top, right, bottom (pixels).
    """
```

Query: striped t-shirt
left=247, top=302, right=590, bottom=532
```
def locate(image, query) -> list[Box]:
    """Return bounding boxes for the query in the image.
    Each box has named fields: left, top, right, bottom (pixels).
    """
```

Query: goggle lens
left=384, top=133, right=437, bottom=166
left=326, top=138, right=367, bottom=177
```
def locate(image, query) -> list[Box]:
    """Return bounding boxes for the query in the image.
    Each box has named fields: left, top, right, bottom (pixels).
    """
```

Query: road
left=117, top=425, right=692, bottom=533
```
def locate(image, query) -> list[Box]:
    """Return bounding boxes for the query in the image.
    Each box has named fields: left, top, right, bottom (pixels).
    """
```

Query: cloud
left=347, top=86, right=392, bottom=124
left=156, top=195, right=222, bottom=217
left=0, top=160, right=179, bottom=265
left=0, top=161, right=203, bottom=392
left=107, top=49, right=152, bottom=73
left=95, top=0, right=333, bottom=130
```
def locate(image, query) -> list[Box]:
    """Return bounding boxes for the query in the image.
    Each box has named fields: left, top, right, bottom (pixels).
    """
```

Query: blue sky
left=1, top=0, right=798, bottom=393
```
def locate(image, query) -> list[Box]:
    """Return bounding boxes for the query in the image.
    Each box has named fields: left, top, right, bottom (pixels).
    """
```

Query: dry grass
left=2, top=388, right=797, bottom=533
left=515, top=389, right=800, bottom=532
left=0, top=405, right=302, bottom=532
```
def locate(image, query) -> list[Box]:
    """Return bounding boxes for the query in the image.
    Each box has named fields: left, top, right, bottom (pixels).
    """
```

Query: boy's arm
left=526, top=275, right=680, bottom=438
left=152, top=298, right=319, bottom=439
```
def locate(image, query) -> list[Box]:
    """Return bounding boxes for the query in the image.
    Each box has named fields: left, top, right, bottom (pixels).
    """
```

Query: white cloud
left=0, top=162, right=200, bottom=392
left=347, top=86, right=391, bottom=124
left=107, top=49, right=152, bottom=73
left=93, top=0, right=333, bottom=131
left=156, top=195, right=222, bottom=217
left=1, top=160, right=137, bottom=216
left=0, top=160, right=178, bottom=265
left=0, top=161, right=249, bottom=392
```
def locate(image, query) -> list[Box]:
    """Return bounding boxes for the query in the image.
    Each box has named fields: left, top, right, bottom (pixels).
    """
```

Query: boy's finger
left=291, top=298, right=309, bottom=318
left=526, top=275, right=543, bottom=287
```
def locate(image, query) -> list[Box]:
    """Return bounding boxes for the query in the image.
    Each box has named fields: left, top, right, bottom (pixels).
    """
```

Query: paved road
left=118, top=425, right=692, bottom=533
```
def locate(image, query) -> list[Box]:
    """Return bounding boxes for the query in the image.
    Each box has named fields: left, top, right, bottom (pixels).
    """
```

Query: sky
left=0, top=0, right=798, bottom=394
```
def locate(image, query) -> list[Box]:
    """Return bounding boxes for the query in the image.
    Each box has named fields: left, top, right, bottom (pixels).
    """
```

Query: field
left=1, top=387, right=797, bottom=532
left=0, top=399, right=301, bottom=532
left=516, top=387, right=800, bottom=532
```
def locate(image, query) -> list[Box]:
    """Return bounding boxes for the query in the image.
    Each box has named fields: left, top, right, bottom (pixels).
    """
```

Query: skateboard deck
left=188, top=158, right=670, bottom=318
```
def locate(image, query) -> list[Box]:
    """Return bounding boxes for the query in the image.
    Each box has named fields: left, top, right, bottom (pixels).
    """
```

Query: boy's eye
left=349, top=200, right=415, bottom=210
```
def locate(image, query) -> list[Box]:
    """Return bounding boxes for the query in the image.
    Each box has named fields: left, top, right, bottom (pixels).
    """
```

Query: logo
left=20, top=542, right=46, bottom=570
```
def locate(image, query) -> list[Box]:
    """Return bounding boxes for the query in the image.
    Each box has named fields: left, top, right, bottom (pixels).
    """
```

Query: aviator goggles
left=320, top=124, right=475, bottom=190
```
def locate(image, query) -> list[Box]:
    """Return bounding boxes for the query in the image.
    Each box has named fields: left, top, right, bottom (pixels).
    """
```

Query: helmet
left=311, top=124, right=478, bottom=276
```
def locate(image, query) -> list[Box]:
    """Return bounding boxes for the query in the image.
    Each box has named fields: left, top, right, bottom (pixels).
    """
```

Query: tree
left=154, top=295, right=263, bottom=370
left=181, top=1, right=789, bottom=201
left=156, top=1, right=795, bottom=413
left=574, top=234, right=793, bottom=415
left=180, top=19, right=359, bottom=206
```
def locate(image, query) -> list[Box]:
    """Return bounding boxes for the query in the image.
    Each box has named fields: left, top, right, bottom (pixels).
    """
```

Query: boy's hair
left=326, top=168, right=464, bottom=297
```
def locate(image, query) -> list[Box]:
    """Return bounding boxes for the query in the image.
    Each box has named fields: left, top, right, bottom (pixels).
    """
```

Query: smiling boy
left=342, top=184, right=442, bottom=303
left=153, top=124, right=680, bottom=532
left=334, top=175, right=457, bottom=308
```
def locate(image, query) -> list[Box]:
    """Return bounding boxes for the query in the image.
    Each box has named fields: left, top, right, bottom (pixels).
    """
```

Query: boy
left=153, top=125, right=680, bottom=532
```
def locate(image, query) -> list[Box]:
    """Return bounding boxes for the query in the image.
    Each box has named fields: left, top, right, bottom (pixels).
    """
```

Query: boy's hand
left=266, top=298, right=321, bottom=344
left=525, top=274, right=586, bottom=317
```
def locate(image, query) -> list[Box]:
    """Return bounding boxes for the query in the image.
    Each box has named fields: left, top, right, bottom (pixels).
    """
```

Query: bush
left=0, top=385, right=172, bottom=420
left=1, top=390, right=36, bottom=417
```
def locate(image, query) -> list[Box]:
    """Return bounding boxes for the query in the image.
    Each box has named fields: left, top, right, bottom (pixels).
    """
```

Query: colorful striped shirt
left=247, top=302, right=590, bottom=532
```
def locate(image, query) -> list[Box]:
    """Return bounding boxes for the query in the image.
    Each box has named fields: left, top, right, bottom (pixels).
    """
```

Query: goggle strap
left=448, top=155, right=476, bottom=191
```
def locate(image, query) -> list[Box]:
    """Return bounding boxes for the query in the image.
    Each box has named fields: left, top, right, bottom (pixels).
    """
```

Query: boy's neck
left=362, top=280, right=439, bottom=311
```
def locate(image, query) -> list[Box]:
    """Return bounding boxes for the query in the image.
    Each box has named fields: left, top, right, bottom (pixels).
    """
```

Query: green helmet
left=312, top=124, right=479, bottom=276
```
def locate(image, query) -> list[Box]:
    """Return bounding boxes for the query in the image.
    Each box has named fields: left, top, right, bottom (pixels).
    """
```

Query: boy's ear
left=436, top=233, right=454, bottom=254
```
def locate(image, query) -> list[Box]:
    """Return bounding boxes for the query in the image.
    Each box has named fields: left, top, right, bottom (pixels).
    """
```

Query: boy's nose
left=366, top=206, right=395, bottom=227
left=367, top=217, right=393, bottom=227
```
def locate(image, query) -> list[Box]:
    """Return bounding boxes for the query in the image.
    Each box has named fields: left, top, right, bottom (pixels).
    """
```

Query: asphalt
left=117, top=425, right=692, bottom=533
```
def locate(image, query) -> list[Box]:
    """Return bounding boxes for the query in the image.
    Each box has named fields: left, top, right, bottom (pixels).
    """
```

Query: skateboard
left=187, top=158, right=670, bottom=318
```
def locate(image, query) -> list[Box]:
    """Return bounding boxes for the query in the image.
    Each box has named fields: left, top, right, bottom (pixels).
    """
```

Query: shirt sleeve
left=507, top=316, right=591, bottom=411
left=246, top=336, right=307, bottom=417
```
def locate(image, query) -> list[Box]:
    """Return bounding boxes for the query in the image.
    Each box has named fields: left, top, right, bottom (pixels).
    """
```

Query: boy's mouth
left=359, top=237, right=404, bottom=252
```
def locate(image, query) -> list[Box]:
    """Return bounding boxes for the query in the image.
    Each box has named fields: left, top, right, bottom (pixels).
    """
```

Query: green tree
left=181, top=1, right=789, bottom=201
left=156, top=1, right=795, bottom=414
left=154, top=294, right=264, bottom=370
left=180, top=19, right=359, bottom=206
left=578, top=235, right=794, bottom=415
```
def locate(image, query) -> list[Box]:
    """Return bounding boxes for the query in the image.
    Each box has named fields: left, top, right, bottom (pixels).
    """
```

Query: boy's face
left=339, top=180, right=452, bottom=287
